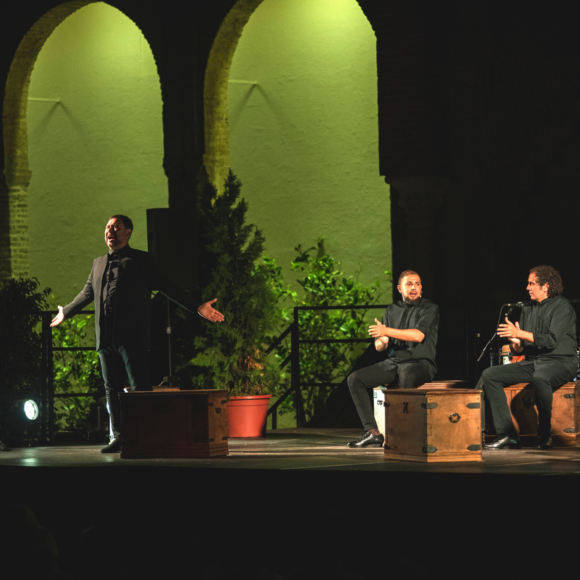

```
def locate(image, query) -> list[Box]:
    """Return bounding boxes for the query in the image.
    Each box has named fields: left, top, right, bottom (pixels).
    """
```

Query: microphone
left=505, top=302, right=524, bottom=307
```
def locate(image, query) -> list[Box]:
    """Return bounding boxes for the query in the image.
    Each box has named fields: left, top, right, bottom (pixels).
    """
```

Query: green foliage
left=185, top=170, right=281, bottom=396
left=49, top=302, right=102, bottom=431
left=0, top=278, right=50, bottom=416
left=261, top=240, right=391, bottom=423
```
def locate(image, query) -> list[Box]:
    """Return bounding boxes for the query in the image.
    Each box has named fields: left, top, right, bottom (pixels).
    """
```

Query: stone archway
left=1, top=1, right=162, bottom=282
left=1, top=1, right=95, bottom=279
left=203, top=0, right=264, bottom=192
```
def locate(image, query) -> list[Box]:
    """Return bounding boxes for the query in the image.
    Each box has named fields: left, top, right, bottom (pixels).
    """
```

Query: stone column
left=388, top=176, right=448, bottom=301
left=0, top=173, right=30, bottom=281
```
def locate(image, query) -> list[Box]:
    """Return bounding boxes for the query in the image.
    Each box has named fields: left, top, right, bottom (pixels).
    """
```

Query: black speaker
left=146, top=208, right=197, bottom=291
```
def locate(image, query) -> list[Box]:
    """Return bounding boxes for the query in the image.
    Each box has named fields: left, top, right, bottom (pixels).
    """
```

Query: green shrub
left=49, top=301, right=102, bottom=431
left=0, top=278, right=49, bottom=415
left=262, top=240, right=391, bottom=422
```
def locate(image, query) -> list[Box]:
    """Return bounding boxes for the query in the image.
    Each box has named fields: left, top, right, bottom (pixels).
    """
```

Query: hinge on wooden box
left=466, top=402, right=481, bottom=409
left=222, top=436, right=228, bottom=441
left=564, top=393, right=575, bottom=399
left=221, top=400, right=227, bottom=405
left=564, top=428, right=575, bottom=433
left=467, top=444, right=481, bottom=451
left=422, top=446, right=437, bottom=453
left=421, top=402, right=438, bottom=409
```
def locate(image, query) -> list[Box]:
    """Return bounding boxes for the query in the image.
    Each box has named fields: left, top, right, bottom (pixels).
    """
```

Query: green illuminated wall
left=26, top=2, right=167, bottom=303
left=228, top=0, right=391, bottom=290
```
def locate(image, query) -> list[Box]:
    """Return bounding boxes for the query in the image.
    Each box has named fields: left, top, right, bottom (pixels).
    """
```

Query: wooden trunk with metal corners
left=484, top=382, right=576, bottom=447
left=119, top=390, right=228, bottom=458
left=384, top=389, right=482, bottom=463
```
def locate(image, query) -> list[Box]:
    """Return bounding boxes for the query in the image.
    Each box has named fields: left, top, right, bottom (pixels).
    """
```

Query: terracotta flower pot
left=226, top=394, right=272, bottom=438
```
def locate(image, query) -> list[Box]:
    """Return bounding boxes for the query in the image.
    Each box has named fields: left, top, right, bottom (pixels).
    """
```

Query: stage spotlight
left=15, top=400, right=40, bottom=421
left=1, top=397, right=42, bottom=447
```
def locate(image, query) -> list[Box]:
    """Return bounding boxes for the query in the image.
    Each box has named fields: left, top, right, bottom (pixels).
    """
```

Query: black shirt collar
left=108, top=244, right=131, bottom=258
left=533, top=297, right=551, bottom=307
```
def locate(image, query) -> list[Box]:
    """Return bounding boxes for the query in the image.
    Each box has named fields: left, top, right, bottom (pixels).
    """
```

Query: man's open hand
left=198, top=298, right=225, bottom=322
left=50, top=306, right=65, bottom=328
left=497, top=317, right=521, bottom=345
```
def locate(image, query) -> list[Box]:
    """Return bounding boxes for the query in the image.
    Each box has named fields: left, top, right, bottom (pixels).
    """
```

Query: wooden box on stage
left=119, top=389, right=228, bottom=458
left=484, top=382, right=577, bottom=447
left=384, top=389, right=482, bottom=463
left=374, top=382, right=472, bottom=439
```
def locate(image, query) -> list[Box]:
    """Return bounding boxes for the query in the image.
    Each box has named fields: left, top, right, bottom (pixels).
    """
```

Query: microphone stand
left=476, top=304, right=519, bottom=363
left=158, top=297, right=177, bottom=388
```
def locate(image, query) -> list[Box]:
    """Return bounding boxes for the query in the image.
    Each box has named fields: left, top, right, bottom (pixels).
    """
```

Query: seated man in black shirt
left=346, top=270, right=439, bottom=448
left=482, top=265, right=577, bottom=450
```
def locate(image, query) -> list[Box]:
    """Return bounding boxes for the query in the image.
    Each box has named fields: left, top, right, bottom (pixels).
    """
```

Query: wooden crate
left=384, top=389, right=482, bottom=463
left=374, top=382, right=471, bottom=439
left=119, top=390, right=228, bottom=458
left=484, top=382, right=577, bottom=447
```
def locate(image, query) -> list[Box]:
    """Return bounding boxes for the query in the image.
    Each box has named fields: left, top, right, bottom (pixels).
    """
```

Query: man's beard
left=403, top=294, right=420, bottom=304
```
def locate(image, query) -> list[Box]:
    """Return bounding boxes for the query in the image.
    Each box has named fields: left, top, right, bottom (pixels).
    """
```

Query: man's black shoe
left=347, top=431, right=384, bottom=448
left=101, top=437, right=122, bottom=453
left=484, top=435, right=521, bottom=450
left=533, top=435, right=552, bottom=450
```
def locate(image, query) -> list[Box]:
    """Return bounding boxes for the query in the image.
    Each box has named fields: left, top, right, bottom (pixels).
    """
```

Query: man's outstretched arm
left=51, top=272, right=96, bottom=327
left=148, top=255, right=224, bottom=322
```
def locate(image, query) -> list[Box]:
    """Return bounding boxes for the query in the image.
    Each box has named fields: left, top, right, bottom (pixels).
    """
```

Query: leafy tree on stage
left=183, top=170, right=281, bottom=396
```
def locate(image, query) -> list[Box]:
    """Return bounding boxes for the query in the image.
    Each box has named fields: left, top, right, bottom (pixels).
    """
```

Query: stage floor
left=2, top=427, right=580, bottom=475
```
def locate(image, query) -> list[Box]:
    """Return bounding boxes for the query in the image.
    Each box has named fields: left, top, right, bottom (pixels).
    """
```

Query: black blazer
left=63, top=245, right=199, bottom=350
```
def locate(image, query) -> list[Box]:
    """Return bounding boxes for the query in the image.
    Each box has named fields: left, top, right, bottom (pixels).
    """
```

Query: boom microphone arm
left=477, top=302, right=523, bottom=363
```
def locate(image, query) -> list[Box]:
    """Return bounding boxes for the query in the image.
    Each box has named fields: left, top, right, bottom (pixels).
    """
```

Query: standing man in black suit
left=346, top=270, right=439, bottom=448
left=50, top=215, right=224, bottom=452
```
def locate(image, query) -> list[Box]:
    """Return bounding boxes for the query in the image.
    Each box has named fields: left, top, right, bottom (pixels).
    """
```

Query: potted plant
left=185, top=170, right=281, bottom=437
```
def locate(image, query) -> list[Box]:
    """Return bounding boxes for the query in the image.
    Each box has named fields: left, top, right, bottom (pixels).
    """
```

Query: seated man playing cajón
left=346, top=270, right=439, bottom=448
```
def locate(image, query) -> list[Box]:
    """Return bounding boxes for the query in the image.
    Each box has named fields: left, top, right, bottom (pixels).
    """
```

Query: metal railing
left=41, top=310, right=98, bottom=444
left=267, top=304, right=389, bottom=428
left=40, top=304, right=387, bottom=439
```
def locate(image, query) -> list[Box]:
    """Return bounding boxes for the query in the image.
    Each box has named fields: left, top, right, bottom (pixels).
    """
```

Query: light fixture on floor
left=15, top=399, right=40, bottom=421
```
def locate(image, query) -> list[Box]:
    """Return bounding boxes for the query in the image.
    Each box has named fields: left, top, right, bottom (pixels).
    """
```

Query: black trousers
left=481, top=358, right=576, bottom=438
left=347, top=362, right=431, bottom=431
left=98, top=345, right=151, bottom=439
